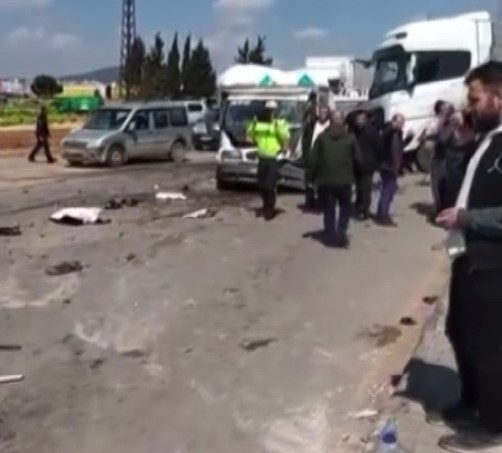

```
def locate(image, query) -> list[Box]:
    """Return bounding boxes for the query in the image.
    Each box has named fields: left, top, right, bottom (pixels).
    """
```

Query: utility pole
left=119, top=0, right=136, bottom=99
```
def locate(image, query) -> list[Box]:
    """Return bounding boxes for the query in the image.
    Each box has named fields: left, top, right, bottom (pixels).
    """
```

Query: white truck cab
left=368, top=11, right=502, bottom=171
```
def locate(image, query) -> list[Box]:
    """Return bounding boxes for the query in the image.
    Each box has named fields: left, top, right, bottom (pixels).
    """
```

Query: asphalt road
left=0, top=157, right=445, bottom=453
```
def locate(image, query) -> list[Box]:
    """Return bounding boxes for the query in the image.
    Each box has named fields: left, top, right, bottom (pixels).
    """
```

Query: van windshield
left=84, top=108, right=131, bottom=130
left=222, top=99, right=304, bottom=146
left=369, top=45, right=410, bottom=99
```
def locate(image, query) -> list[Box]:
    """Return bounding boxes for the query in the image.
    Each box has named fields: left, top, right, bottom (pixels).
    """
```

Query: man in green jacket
left=309, top=111, right=364, bottom=247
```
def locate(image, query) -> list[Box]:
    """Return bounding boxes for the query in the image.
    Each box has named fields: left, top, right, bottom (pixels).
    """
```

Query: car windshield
left=369, top=45, right=410, bottom=99
left=84, top=108, right=131, bottom=130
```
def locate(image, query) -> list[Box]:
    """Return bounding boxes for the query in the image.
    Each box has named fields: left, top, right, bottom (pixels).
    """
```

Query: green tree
left=189, top=39, right=217, bottom=99
left=181, top=34, right=193, bottom=97
left=165, top=32, right=181, bottom=98
left=31, top=75, right=63, bottom=98
left=235, top=38, right=250, bottom=64
left=142, top=33, right=168, bottom=98
left=124, top=36, right=146, bottom=98
left=248, top=35, right=273, bottom=66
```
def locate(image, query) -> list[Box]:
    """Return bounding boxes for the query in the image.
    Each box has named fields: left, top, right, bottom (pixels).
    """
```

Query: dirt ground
left=0, top=157, right=445, bottom=453
left=0, top=127, right=74, bottom=154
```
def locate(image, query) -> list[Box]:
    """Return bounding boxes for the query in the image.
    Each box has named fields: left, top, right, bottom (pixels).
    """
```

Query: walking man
left=309, top=111, right=364, bottom=247
left=28, top=106, right=55, bottom=163
left=247, top=100, right=290, bottom=221
left=435, top=61, right=502, bottom=452
left=376, top=113, right=407, bottom=226
left=353, top=110, right=382, bottom=220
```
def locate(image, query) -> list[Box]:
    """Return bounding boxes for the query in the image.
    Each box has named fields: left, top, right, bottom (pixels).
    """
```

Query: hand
left=436, top=208, right=460, bottom=229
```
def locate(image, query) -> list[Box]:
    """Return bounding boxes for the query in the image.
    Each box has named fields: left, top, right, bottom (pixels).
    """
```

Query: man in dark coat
left=434, top=61, right=502, bottom=453
left=309, top=111, right=364, bottom=248
left=353, top=110, right=382, bottom=220
left=375, top=114, right=408, bottom=226
left=28, top=106, right=55, bottom=163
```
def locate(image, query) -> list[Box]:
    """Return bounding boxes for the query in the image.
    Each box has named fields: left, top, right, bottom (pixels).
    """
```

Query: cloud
left=0, top=0, right=50, bottom=8
left=213, top=0, right=274, bottom=11
left=293, top=27, right=329, bottom=41
left=6, top=26, right=84, bottom=51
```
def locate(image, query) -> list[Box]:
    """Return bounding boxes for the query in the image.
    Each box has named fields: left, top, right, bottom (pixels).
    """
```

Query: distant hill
left=59, top=66, right=119, bottom=84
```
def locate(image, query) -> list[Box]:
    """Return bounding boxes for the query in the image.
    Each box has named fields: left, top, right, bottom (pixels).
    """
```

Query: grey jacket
left=459, top=208, right=502, bottom=239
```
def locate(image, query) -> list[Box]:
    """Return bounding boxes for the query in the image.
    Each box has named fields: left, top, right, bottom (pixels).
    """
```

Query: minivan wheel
left=169, top=141, right=187, bottom=163
left=106, top=145, right=126, bottom=167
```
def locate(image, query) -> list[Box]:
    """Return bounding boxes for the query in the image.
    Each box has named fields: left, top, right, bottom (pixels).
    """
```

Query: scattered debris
left=0, top=345, right=22, bottom=351
left=0, top=375, right=24, bottom=385
left=239, top=337, right=277, bottom=352
left=126, top=253, right=136, bottom=262
left=357, top=325, right=402, bottom=348
left=61, top=333, right=85, bottom=357
left=121, top=349, right=147, bottom=358
left=400, top=316, right=418, bottom=326
left=0, top=226, right=21, bottom=237
left=62, top=298, right=72, bottom=305
left=104, top=198, right=139, bottom=210
left=348, top=409, right=379, bottom=420
left=184, top=208, right=217, bottom=219
left=422, top=295, right=439, bottom=305
left=155, top=192, right=187, bottom=201
left=50, top=207, right=105, bottom=226
left=181, top=184, right=190, bottom=193
left=45, top=260, right=83, bottom=276
left=89, top=358, right=105, bottom=370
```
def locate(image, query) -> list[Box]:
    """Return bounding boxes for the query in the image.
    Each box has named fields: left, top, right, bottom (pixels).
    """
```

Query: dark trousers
left=447, top=257, right=502, bottom=433
left=29, top=136, right=54, bottom=162
left=257, top=157, right=280, bottom=219
left=430, top=158, right=446, bottom=213
left=318, top=184, right=352, bottom=241
left=355, top=171, right=374, bottom=216
left=377, top=170, right=397, bottom=219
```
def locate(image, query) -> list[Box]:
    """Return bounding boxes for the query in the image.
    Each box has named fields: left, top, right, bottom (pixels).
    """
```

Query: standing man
left=309, top=111, right=364, bottom=248
left=376, top=113, right=408, bottom=226
left=353, top=110, right=382, bottom=220
left=247, top=100, right=290, bottom=221
left=435, top=61, right=502, bottom=453
left=28, top=106, right=55, bottom=163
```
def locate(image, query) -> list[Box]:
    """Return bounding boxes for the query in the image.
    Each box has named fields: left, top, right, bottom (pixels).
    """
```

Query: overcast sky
left=0, top=0, right=497, bottom=77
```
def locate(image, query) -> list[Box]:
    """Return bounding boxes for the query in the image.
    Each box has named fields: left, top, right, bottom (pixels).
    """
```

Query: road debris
left=184, top=208, right=217, bottom=219
left=45, top=260, right=83, bottom=276
left=399, top=316, right=418, bottom=326
left=357, top=325, right=402, bottom=348
left=0, top=226, right=21, bottom=237
left=126, top=253, right=137, bottom=262
left=422, top=295, right=439, bottom=305
left=50, top=207, right=105, bottom=225
left=104, top=198, right=139, bottom=209
left=0, top=344, right=22, bottom=351
left=239, top=337, right=277, bottom=352
left=0, top=374, right=24, bottom=385
left=155, top=192, right=187, bottom=201
left=348, top=409, right=379, bottom=420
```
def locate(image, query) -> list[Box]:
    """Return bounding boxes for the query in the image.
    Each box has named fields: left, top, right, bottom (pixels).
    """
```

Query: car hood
left=64, top=128, right=116, bottom=144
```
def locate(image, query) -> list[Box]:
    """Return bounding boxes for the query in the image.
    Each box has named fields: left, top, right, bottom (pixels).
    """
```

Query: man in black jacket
left=435, top=61, right=502, bottom=453
left=28, top=106, right=55, bottom=163
left=309, top=111, right=364, bottom=247
left=353, top=110, right=382, bottom=220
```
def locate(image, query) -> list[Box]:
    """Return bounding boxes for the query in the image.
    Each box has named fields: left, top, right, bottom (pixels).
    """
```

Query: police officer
left=247, top=100, right=290, bottom=221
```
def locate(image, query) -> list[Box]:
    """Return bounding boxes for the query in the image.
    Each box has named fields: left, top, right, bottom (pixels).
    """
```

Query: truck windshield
left=84, top=108, right=131, bottom=130
left=369, top=45, right=410, bottom=99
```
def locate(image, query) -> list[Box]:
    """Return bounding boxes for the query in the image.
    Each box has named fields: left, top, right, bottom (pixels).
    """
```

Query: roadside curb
left=361, top=267, right=449, bottom=452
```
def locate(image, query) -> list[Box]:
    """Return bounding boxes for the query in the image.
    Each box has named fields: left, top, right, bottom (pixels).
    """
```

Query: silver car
left=61, top=101, right=192, bottom=167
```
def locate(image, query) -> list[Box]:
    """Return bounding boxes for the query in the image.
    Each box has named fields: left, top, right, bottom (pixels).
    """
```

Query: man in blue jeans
left=309, top=111, right=364, bottom=247
left=376, top=114, right=411, bottom=226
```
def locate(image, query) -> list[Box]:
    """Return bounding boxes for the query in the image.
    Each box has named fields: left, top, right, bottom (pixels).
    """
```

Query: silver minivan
left=61, top=101, right=192, bottom=167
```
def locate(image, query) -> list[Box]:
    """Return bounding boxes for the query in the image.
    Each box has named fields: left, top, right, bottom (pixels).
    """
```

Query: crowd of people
left=248, top=60, right=502, bottom=452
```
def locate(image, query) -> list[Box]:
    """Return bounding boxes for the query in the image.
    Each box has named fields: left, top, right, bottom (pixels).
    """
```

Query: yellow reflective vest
left=246, top=119, right=290, bottom=158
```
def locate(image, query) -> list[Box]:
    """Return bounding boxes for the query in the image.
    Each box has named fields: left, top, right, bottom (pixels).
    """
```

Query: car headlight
left=221, top=149, right=241, bottom=161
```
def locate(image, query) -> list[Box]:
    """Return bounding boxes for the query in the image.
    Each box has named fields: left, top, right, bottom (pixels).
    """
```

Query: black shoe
left=48, top=159, right=56, bottom=164
left=264, top=210, right=275, bottom=221
left=375, top=216, right=397, bottom=227
left=426, top=402, right=477, bottom=429
left=356, top=212, right=370, bottom=221
left=28, top=157, right=35, bottom=162
left=337, top=235, right=350, bottom=249
left=438, top=431, right=502, bottom=452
